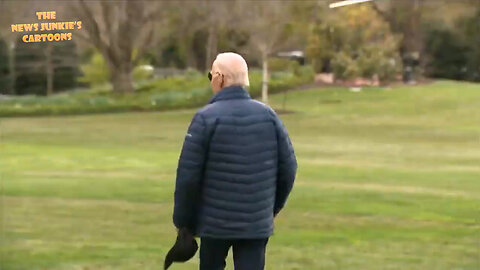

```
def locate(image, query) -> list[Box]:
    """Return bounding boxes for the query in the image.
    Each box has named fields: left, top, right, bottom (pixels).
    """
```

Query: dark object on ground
left=164, top=228, right=198, bottom=270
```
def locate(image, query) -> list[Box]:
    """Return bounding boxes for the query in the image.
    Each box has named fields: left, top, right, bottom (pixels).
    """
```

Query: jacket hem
left=196, top=231, right=273, bottom=239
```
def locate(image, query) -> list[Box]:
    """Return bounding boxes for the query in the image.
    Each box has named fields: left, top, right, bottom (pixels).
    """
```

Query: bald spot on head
left=212, top=52, right=250, bottom=87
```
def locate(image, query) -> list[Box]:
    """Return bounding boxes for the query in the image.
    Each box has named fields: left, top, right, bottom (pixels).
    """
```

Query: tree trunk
left=205, top=23, right=218, bottom=71
left=261, top=53, right=269, bottom=104
left=45, top=43, right=54, bottom=96
left=7, top=41, right=15, bottom=95
left=111, top=66, right=134, bottom=93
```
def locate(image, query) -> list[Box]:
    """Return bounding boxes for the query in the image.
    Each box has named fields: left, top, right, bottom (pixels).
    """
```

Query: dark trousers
left=199, top=237, right=269, bottom=270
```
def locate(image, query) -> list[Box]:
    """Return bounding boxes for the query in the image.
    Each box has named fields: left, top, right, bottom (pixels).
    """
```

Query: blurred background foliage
left=0, top=65, right=314, bottom=117
left=0, top=0, right=479, bottom=116
left=307, top=5, right=402, bottom=81
left=425, top=8, right=480, bottom=81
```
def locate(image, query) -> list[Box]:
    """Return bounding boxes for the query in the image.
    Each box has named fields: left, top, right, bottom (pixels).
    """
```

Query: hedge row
left=0, top=66, right=314, bottom=117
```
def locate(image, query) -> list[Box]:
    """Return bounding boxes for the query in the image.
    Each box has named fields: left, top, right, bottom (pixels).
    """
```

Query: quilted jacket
left=173, top=85, right=297, bottom=239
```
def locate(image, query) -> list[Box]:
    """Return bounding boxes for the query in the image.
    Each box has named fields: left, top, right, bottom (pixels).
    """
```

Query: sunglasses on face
left=208, top=71, right=223, bottom=81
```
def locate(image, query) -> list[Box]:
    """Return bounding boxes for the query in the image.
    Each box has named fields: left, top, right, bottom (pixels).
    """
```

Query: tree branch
left=76, top=0, right=118, bottom=66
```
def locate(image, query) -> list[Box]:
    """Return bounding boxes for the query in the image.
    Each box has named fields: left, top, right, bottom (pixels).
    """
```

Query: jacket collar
left=208, top=85, right=251, bottom=104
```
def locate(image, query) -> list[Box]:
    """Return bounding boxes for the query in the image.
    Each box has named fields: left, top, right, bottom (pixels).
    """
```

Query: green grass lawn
left=1, top=80, right=479, bottom=269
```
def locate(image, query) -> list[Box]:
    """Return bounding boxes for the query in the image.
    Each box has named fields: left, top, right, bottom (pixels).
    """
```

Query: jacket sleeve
left=272, top=112, right=297, bottom=216
left=173, top=112, right=208, bottom=229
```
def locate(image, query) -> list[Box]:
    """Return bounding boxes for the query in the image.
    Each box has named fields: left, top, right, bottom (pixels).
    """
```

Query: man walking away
left=173, top=52, right=297, bottom=270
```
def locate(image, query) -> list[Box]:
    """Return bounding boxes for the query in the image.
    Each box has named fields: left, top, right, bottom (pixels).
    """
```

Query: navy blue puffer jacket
left=173, top=85, right=297, bottom=239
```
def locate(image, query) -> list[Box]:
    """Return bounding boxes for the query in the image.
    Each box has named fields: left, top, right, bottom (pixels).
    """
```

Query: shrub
left=455, top=9, right=480, bottom=81
left=133, top=65, right=154, bottom=82
left=308, top=5, right=402, bottom=82
left=268, top=58, right=301, bottom=73
left=0, top=67, right=313, bottom=117
left=80, top=51, right=158, bottom=88
left=78, top=51, right=109, bottom=86
left=248, top=66, right=314, bottom=97
left=332, top=52, right=360, bottom=80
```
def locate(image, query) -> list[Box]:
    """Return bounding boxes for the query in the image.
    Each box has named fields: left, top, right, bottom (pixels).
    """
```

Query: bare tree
left=72, top=0, right=164, bottom=93
left=236, top=1, right=292, bottom=104
left=44, top=43, right=53, bottom=95
left=204, top=0, right=219, bottom=71
left=167, top=0, right=230, bottom=70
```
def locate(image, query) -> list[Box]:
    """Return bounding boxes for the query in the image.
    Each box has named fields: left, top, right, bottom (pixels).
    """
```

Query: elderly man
left=173, top=52, right=297, bottom=270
